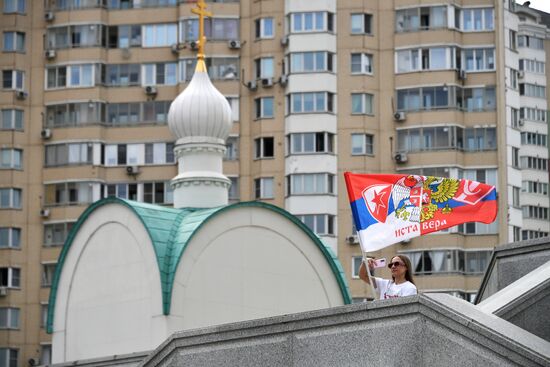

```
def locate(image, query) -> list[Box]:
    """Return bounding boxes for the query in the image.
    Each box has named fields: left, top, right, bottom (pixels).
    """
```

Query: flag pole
left=362, top=252, right=379, bottom=301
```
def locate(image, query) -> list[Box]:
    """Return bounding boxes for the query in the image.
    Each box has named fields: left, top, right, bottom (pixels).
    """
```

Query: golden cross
left=191, top=0, right=212, bottom=62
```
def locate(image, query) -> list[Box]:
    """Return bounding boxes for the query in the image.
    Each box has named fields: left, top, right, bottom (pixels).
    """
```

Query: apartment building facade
left=0, top=0, right=548, bottom=364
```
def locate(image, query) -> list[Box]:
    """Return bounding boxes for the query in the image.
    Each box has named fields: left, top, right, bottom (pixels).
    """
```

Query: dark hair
left=391, top=254, right=415, bottom=285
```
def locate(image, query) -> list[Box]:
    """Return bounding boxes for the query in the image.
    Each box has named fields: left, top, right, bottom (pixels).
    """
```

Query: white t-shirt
left=373, top=277, right=417, bottom=299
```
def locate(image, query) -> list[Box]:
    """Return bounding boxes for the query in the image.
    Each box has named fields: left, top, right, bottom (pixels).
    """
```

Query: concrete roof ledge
left=138, top=294, right=550, bottom=367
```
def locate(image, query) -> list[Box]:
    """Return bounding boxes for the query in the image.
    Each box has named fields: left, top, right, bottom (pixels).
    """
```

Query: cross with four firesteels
left=191, top=0, right=212, bottom=61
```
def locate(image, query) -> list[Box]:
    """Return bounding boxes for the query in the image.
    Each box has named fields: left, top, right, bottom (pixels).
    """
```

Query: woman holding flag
left=358, top=255, right=417, bottom=299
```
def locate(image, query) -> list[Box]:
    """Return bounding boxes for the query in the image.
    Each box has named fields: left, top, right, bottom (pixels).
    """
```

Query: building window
left=518, top=35, right=544, bottom=50
left=255, top=57, right=274, bottom=79
left=351, top=256, right=363, bottom=278
left=287, top=173, right=334, bottom=195
left=461, top=8, right=494, bottom=31
left=463, top=127, right=497, bottom=151
left=44, top=182, right=95, bottom=206
left=254, top=97, right=274, bottom=119
left=46, top=24, right=106, bottom=49
left=520, top=156, right=548, bottom=171
left=181, top=57, right=239, bottom=81
left=289, top=51, right=333, bottom=73
left=521, top=132, right=547, bottom=147
left=513, top=226, right=521, bottom=242
left=105, top=64, right=141, bottom=86
left=41, top=304, right=48, bottom=328
left=351, top=13, right=372, bottom=34
left=397, top=126, right=496, bottom=152
left=145, top=142, right=175, bottom=164
left=107, top=25, right=142, bottom=48
left=290, top=92, right=334, bottom=113
left=403, top=250, right=491, bottom=275
left=522, top=181, right=548, bottom=196
left=291, top=12, right=334, bottom=33
left=105, top=0, right=177, bottom=9
left=0, top=149, right=22, bottom=169
left=512, top=186, right=521, bottom=208
left=45, top=143, right=92, bottom=167
left=40, top=345, right=52, bottom=366
left=296, top=214, right=335, bottom=235
left=520, top=107, right=546, bottom=123
left=1, top=109, right=23, bottom=130
left=0, top=308, right=19, bottom=329
left=519, top=59, right=545, bottom=74
left=3, top=0, right=24, bottom=13
left=351, top=134, right=374, bottom=155
left=255, top=18, right=274, bottom=39
left=0, top=348, right=18, bottom=367
left=228, top=176, right=239, bottom=201
left=519, top=83, right=546, bottom=99
left=396, top=47, right=451, bottom=72
left=509, top=30, right=517, bottom=51
left=288, top=132, right=334, bottom=154
left=522, top=230, right=549, bottom=240
left=2, top=70, right=24, bottom=90
left=180, top=18, right=239, bottom=42
left=395, top=6, right=447, bottom=32
left=512, top=147, right=520, bottom=168
left=511, top=107, right=519, bottom=128
left=105, top=183, right=138, bottom=200
left=351, top=53, right=373, bottom=74
left=254, top=177, right=274, bottom=199
left=44, top=222, right=74, bottom=247
left=463, top=48, right=495, bottom=71
left=143, top=62, right=177, bottom=86
left=254, top=137, right=274, bottom=159
left=0, top=228, right=20, bottom=249
left=225, top=136, right=239, bottom=161
left=522, top=206, right=549, bottom=220
left=41, top=264, right=56, bottom=287
left=351, top=93, right=374, bottom=115
left=2, top=32, right=25, bottom=52
left=143, top=182, right=173, bottom=205
left=47, top=64, right=96, bottom=89
left=0, top=268, right=20, bottom=288
left=226, top=97, right=239, bottom=121
left=142, top=23, right=177, bottom=47
left=0, top=188, right=21, bottom=209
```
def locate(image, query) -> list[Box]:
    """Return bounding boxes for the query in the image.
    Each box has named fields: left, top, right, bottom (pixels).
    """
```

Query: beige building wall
left=2, top=0, right=547, bottom=364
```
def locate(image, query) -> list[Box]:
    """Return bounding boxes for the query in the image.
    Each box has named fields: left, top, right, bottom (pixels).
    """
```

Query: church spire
left=167, top=0, right=232, bottom=209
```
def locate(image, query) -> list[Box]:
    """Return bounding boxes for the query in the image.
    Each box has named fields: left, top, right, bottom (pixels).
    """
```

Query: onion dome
left=168, top=60, right=232, bottom=144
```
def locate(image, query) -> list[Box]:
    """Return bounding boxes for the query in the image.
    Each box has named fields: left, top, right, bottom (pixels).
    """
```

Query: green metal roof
left=46, top=198, right=352, bottom=333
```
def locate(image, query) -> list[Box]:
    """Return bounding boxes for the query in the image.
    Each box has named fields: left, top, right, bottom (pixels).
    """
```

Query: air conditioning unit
left=121, top=47, right=131, bottom=60
left=518, top=70, right=525, bottom=79
left=0, top=287, right=7, bottom=297
left=346, top=235, right=359, bottom=244
left=15, top=90, right=28, bottom=100
left=189, top=41, right=199, bottom=50
left=45, top=49, right=56, bottom=60
left=144, top=86, right=157, bottom=95
left=518, top=119, right=525, bottom=126
left=246, top=80, right=257, bottom=91
left=279, top=75, right=288, bottom=87
left=171, top=43, right=180, bottom=54
left=228, top=39, right=241, bottom=49
left=280, top=36, right=289, bottom=47
left=41, top=128, right=52, bottom=139
left=28, top=357, right=40, bottom=367
left=40, top=208, right=50, bottom=218
left=394, top=111, right=406, bottom=121
left=394, top=152, right=408, bottom=163
left=458, top=69, right=467, bottom=80
left=261, top=78, right=273, bottom=88
left=126, top=165, right=139, bottom=175
left=44, top=11, right=55, bottom=22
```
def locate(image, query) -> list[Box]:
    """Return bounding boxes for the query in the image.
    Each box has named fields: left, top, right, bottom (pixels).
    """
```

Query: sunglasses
left=388, top=262, right=405, bottom=268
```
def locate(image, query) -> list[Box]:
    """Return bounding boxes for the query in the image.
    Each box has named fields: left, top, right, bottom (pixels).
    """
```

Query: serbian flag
left=344, top=172, right=497, bottom=253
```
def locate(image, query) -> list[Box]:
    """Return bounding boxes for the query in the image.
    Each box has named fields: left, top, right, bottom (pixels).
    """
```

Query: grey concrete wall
left=478, top=238, right=550, bottom=302
left=139, top=294, right=550, bottom=367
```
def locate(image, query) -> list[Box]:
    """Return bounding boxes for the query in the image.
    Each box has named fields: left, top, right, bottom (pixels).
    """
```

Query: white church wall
left=168, top=206, right=345, bottom=332
left=52, top=205, right=166, bottom=363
